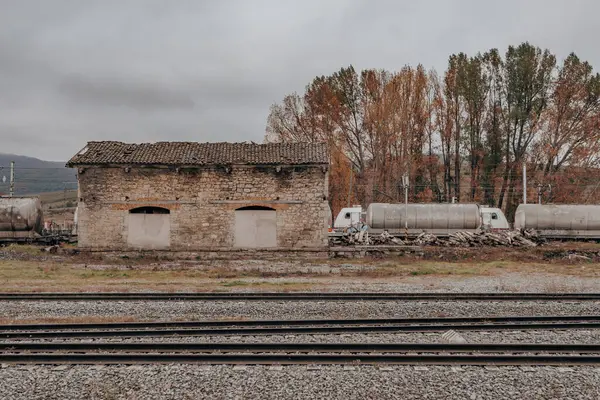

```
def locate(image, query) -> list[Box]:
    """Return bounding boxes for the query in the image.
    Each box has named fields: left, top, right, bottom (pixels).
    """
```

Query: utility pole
left=522, top=161, right=527, bottom=204
left=402, top=174, right=409, bottom=231
left=347, top=167, right=353, bottom=208
left=9, top=161, right=14, bottom=197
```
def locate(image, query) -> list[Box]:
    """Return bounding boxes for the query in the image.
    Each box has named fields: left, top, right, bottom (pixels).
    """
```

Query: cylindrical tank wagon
left=332, top=201, right=600, bottom=240
left=362, top=203, right=510, bottom=236
left=514, top=204, right=600, bottom=239
left=0, top=197, right=44, bottom=240
left=366, top=203, right=482, bottom=232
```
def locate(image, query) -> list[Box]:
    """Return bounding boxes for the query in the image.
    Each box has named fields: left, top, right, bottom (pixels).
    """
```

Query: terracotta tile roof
left=66, top=141, right=329, bottom=166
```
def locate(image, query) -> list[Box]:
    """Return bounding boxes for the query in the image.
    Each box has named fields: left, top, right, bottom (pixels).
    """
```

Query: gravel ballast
left=0, top=364, right=599, bottom=400
left=12, top=329, right=600, bottom=345
left=2, top=270, right=600, bottom=399
left=1, top=300, right=598, bottom=322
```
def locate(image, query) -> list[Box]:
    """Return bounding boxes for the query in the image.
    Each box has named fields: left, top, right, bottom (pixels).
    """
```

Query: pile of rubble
left=330, top=229, right=543, bottom=248
left=330, top=230, right=397, bottom=246
left=443, top=230, right=539, bottom=247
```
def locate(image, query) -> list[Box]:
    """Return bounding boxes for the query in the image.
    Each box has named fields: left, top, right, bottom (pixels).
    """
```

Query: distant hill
left=0, top=154, right=77, bottom=196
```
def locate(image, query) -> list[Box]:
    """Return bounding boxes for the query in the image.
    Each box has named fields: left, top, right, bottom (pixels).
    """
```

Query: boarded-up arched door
left=127, top=207, right=170, bottom=250
left=234, top=206, right=277, bottom=248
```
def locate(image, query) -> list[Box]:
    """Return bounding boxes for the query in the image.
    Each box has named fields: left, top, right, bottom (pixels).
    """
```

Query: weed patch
left=220, top=280, right=250, bottom=287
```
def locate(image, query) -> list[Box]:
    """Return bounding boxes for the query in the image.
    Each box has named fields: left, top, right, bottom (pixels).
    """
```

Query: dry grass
left=36, top=189, right=77, bottom=210
left=351, top=259, right=600, bottom=278
left=343, top=263, right=483, bottom=278
left=37, top=189, right=77, bottom=204
left=2, top=244, right=45, bottom=256
left=0, top=256, right=599, bottom=293
left=547, top=241, right=600, bottom=250
left=0, top=260, right=330, bottom=292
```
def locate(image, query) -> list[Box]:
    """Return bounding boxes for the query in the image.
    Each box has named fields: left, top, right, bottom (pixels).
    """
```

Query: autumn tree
left=266, top=43, right=600, bottom=218
left=443, top=54, right=466, bottom=202
left=424, top=69, right=443, bottom=201
left=538, top=53, right=600, bottom=175
left=498, top=43, right=556, bottom=219
left=456, top=53, right=489, bottom=201
left=481, top=49, right=504, bottom=206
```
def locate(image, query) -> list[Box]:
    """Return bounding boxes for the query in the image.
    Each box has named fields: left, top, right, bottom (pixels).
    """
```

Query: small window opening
left=344, top=212, right=351, bottom=219
left=491, top=213, right=498, bottom=220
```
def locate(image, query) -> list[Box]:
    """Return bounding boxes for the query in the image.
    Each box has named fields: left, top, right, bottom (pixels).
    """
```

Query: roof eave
left=67, top=162, right=329, bottom=168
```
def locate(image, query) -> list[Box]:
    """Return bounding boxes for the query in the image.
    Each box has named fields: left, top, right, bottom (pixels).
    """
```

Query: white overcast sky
left=0, top=0, right=597, bottom=160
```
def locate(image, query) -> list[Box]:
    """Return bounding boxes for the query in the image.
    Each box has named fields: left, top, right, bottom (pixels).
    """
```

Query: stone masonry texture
left=75, top=164, right=329, bottom=250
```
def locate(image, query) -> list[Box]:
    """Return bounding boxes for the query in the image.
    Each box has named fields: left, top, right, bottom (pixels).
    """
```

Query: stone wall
left=75, top=165, right=329, bottom=250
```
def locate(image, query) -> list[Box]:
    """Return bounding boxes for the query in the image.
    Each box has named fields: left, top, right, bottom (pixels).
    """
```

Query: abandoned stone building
left=66, top=141, right=330, bottom=251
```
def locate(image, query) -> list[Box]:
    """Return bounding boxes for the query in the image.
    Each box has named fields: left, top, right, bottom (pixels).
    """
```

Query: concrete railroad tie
left=441, top=330, right=468, bottom=344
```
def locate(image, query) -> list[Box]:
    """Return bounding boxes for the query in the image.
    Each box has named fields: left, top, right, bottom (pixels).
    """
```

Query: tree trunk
left=470, top=160, right=478, bottom=201
left=454, top=136, right=460, bottom=202
left=504, top=165, right=518, bottom=222
left=497, top=164, right=509, bottom=209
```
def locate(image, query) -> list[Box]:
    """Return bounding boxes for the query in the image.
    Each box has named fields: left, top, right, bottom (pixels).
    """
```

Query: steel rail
left=3, top=342, right=600, bottom=353
left=0, top=292, right=599, bottom=301
left=2, top=321, right=600, bottom=339
left=3, top=315, right=600, bottom=331
left=1, top=353, right=600, bottom=365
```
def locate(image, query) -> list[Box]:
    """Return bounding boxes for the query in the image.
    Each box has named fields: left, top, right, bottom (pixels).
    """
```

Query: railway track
left=1, top=292, right=599, bottom=301
left=3, top=342, right=600, bottom=353
left=2, top=341, right=600, bottom=366
left=3, top=314, right=600, bottom=331
left=1, top=352, right=600, bottom=365
left=2, top=316, right=599, bottom=339
left=3, top=318, right=600, bottom=366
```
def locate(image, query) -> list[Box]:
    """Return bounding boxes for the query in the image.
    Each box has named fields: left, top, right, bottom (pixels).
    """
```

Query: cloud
left=0, top=0, right=598, bottom=160
left=58, top=75, right=195, bottom=110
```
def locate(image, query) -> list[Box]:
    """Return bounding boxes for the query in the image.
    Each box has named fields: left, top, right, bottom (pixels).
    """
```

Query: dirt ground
left=0, top=243, right=599, bottom=294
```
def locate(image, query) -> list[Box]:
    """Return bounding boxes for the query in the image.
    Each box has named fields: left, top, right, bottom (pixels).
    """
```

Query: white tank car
left=514, top=204, right=600, bottom=239
left=0, top=197, right=43, bottom=239
left=364, top=203, right=509, bottom=236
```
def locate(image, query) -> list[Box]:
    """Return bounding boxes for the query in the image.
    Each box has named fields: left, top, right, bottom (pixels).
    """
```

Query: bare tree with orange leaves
left=266, top=43, right=600, bottom=218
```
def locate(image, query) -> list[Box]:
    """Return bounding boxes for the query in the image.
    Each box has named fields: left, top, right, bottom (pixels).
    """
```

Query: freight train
left=514, top=204, right=600, bottom=239
left=3, top=196, right=599, bottom=244
left=0, top=197, right=75, bottom=244
left=0, top=197, right=43, bottom=242
left=331, top=203, right=600, bottom=240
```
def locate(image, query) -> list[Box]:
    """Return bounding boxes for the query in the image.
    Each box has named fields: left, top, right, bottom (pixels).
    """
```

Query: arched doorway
left=234, top=206, right=277, bottom=248
left=127, top=206, right=171, bottom=250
